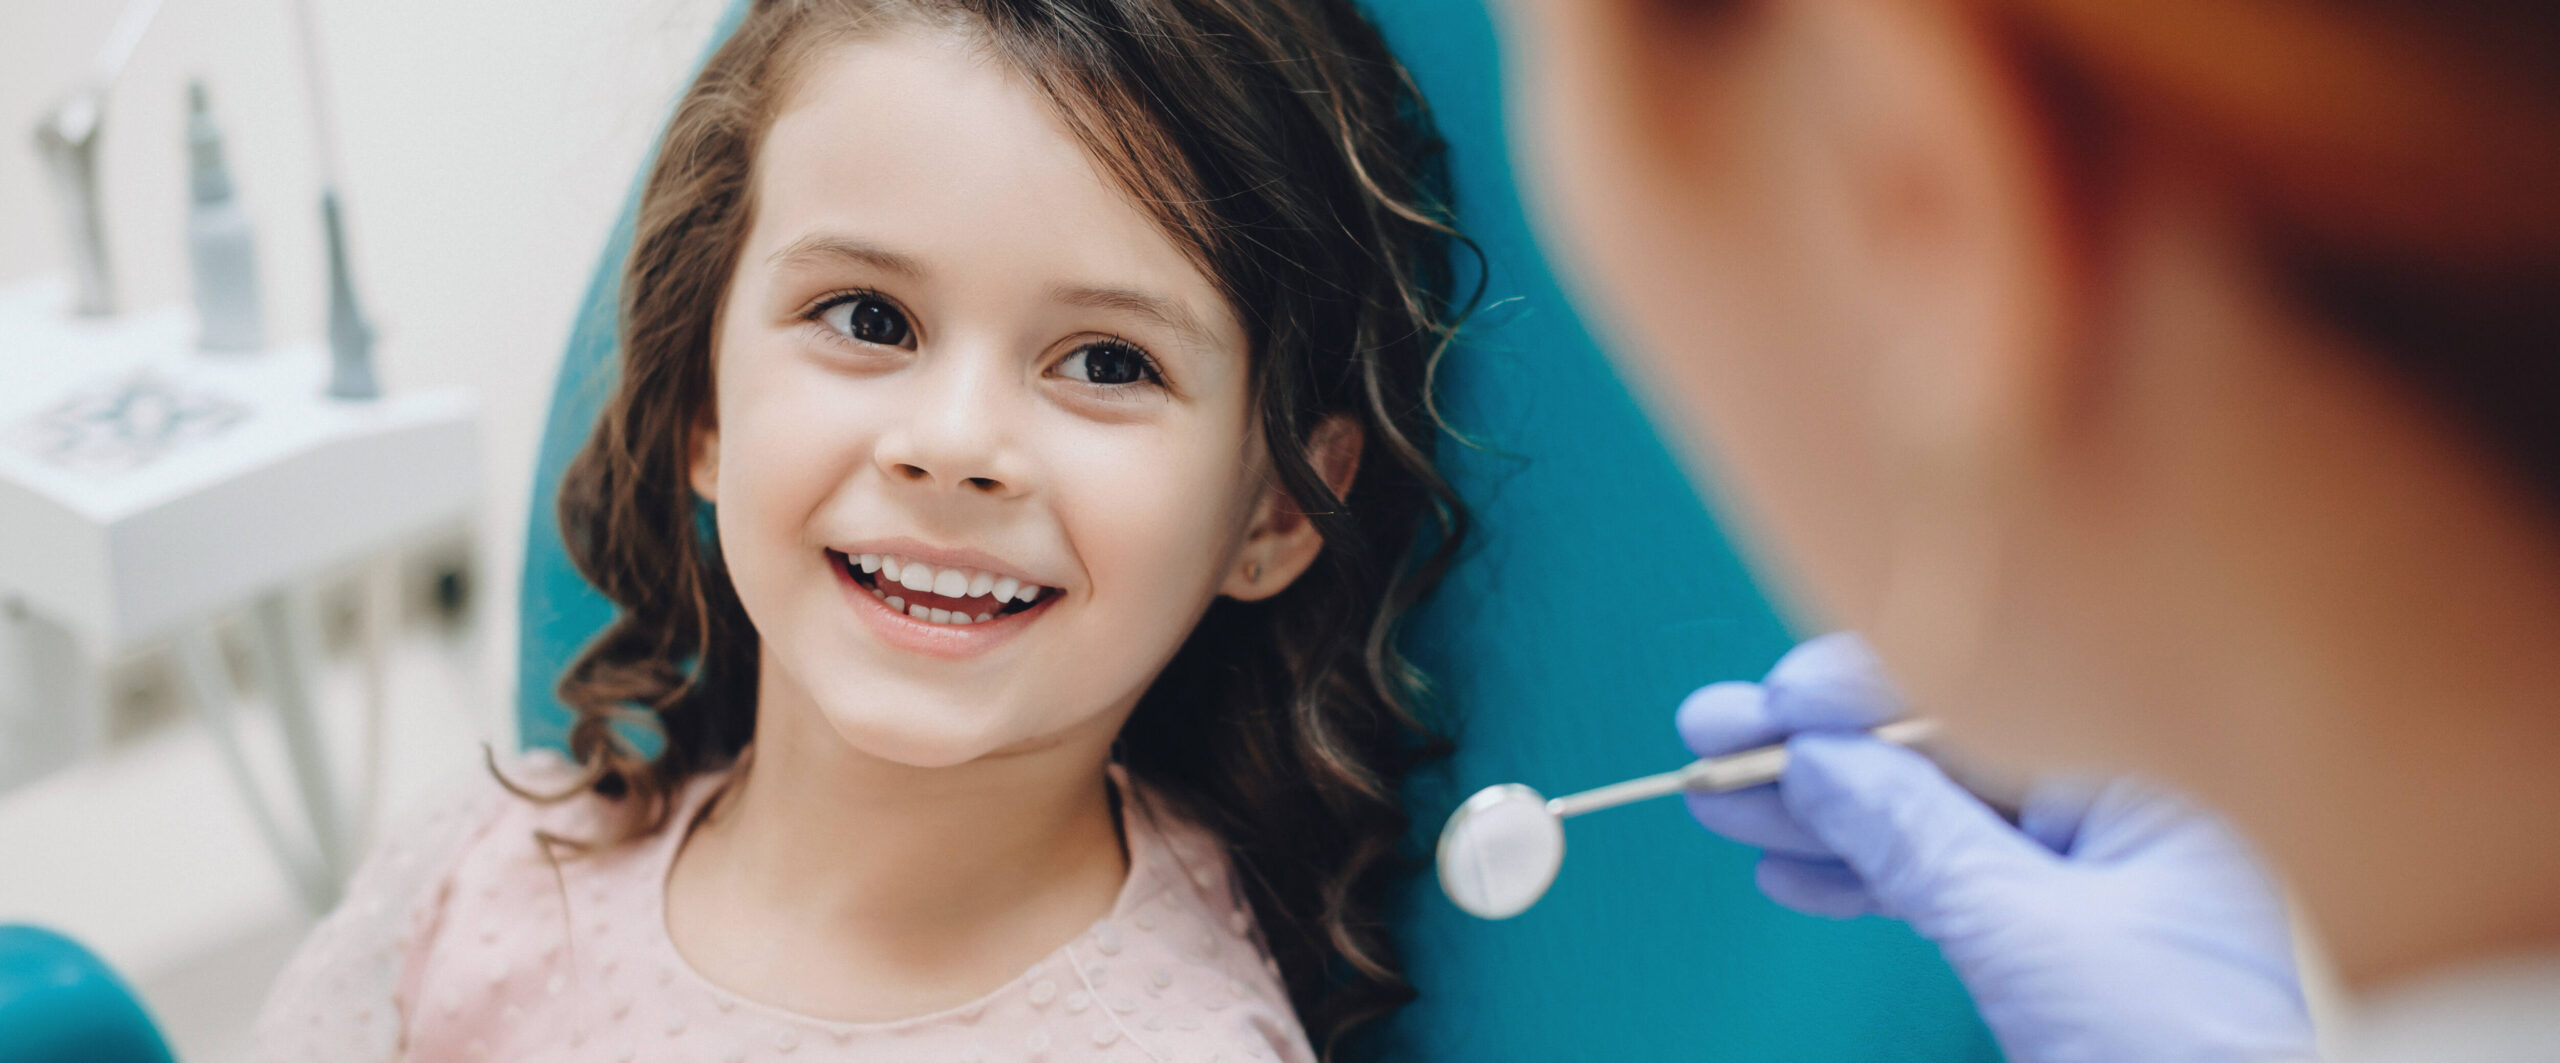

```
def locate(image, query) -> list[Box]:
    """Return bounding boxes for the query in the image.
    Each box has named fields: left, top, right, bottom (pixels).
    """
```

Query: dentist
left=1495, top=1, right=2560, bottom=1059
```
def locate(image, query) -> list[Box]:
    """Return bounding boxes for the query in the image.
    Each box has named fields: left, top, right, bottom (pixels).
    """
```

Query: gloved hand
left=1678, top=632, right=2319, bottom=1062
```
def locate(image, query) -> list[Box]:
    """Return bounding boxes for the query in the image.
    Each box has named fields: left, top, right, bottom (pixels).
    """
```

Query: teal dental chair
left=0, top=926, right=176, bottom=1063
left=517, top=2, right=2000, bottom=1058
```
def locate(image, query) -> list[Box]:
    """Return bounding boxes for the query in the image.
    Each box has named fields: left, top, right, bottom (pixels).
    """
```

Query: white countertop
left=0, top=277, right=480, bottom=652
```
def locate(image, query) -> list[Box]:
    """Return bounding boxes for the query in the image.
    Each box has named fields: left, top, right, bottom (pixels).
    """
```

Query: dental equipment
left=287, top=0, right=380, bottom=399
left=31, top=0, right=167, bottom=318
left=1436, top=718, right=1940, bottom=920
left=187, top=82, right=265, bottom=352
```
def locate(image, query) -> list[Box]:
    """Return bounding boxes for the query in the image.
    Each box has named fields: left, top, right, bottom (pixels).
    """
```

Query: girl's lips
left=829, top=550, right=1056, bottom=659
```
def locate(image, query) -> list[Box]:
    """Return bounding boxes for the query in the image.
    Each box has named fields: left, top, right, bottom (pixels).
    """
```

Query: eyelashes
left=1053, top=338, right=1162, bottom=388
left=801, top=290, right=1168, bottom=393
left=810, top=289, right=914, bottom=348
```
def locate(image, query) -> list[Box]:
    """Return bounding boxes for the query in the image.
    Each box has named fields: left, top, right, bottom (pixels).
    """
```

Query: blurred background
left=0, top=2, right=727, bottom=1059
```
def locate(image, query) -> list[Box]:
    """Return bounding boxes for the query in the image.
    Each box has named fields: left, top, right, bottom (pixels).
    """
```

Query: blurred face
left=1496, top=0, right=2094, bottom=762
left=695, top=27, right=1282, bottom=768
left=1499, top=0, right=1965, bottom=628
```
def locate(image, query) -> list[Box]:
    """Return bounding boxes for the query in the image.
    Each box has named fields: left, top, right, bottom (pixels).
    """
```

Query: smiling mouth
left=831, top=550, right=1053, bottom=627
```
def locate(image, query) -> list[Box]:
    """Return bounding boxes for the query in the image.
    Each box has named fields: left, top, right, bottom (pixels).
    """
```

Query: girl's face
left=696, top=27, right=1303, bottom=768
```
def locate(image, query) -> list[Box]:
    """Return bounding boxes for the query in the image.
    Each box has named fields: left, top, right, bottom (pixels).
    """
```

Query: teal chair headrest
left=516, top=2, right=1996, bottom=1057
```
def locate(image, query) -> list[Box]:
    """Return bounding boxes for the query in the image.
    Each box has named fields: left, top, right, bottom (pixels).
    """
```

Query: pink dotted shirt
left=251, top=752, right=1317, bottom=1063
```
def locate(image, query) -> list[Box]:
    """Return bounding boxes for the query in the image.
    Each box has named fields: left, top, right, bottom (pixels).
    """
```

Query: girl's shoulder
left=247, top=748, right=656, bottom=1063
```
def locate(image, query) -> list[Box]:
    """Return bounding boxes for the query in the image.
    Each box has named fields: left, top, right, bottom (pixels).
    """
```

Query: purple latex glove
left=1678, top=633, right=2319, bottom=1062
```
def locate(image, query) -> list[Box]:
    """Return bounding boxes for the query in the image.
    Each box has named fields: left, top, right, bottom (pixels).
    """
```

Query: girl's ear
left=1224, top=415, right=1363, bottom=602
left=689, top=425, right=721, bottom=502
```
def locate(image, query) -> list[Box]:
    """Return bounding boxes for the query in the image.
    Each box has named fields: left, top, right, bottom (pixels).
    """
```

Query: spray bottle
left=186, top=81, right=264, bottom=351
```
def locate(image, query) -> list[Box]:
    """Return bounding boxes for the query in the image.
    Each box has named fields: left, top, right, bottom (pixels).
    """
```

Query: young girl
left=252, top=0, right=1469, bottom=1060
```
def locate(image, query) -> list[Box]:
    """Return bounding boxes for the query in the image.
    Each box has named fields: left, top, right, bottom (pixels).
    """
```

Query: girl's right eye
left=816, top=293, right=913, bottom=348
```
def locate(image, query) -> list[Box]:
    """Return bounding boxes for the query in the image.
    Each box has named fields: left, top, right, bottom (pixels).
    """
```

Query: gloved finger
left=1682, top=787, right=1833, bottom=857
left=2014, top=776, right=2107, bottom=856
left=1754, top=853, right=1875, bottom=919
left=1781, top=734, right=2048, bottom=928
left=1763, top=632, right=1906, bottom=732
left=2068, top=778, right=2256, bottom=870
left=1675, top=681, right=1786, bottom=758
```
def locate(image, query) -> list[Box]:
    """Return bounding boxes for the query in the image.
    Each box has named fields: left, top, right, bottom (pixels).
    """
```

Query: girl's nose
left=872, top=355, right=1028, bottom=498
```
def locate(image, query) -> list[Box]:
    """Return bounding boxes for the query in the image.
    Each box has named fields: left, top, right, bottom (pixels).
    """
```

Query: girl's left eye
left=1055, top=341, right=1161, bottom=387
left=816, top=293, right=912, bottom=347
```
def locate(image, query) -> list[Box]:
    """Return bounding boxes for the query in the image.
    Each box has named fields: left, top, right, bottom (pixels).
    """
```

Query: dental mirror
left=1436, top=718, right=1940, bottom=920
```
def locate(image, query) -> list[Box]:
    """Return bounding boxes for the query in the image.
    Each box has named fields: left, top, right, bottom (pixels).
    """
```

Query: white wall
left=0, top=0, right=730, bottom=738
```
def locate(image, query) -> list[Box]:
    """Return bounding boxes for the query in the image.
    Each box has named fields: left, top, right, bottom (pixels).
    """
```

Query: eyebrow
left=767, top=234, right=926, bottom=280
left=1054, top=284, right=1213, bottom=343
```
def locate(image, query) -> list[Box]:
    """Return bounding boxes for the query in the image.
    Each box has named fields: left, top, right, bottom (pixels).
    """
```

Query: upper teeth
left=859, top=553, right=1043, bottom=606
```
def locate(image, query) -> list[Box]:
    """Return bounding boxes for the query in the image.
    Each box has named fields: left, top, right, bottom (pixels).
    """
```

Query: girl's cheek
left=719, top=348, right=869, bottom=537
left=1081, top=423, right=1257, bottom=604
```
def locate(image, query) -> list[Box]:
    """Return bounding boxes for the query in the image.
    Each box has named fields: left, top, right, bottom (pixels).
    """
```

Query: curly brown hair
left=539, top=0, right=1475, bottom=1051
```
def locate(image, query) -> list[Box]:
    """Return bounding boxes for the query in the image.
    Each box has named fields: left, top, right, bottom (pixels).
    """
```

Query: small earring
left=1245, top=561, right=1262, bottom=582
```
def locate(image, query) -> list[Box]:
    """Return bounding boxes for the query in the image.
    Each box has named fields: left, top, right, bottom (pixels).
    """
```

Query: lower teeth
left=869, top=585, right=999, bottom=626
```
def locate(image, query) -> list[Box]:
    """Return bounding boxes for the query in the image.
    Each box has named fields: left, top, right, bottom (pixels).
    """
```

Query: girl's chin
left=806, top=689, right=1106, bottom=771
left=815, top=707, right=1014, bottom=770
